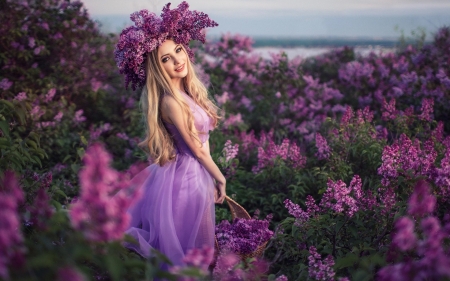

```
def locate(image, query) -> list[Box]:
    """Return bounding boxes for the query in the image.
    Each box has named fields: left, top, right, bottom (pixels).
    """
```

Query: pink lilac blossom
left=14, top=92, right=27, bottom=101
left=283, top=199, right=309, bottom=226
left=169, top=245, right=214, bottom=276
left=223, top=113, right=243, bottom=128
left=69, top=144, right=142, bottom=242
left=54, top=111, right=63, bottom=122
left=90, top=123, right=112, bottom=140
left=0, top=171, right=25, bottom=280
left=315, top=133, right=331, bottom=160
left=435, top=146, right=450, bottom=199
left=56, top=266, right=87, bottom=281
left=44, top=88, right=56, bottom=102
left=30, top=106, right=45, bottom=120
left=28, top=188, right=53, bottom=230
left=216, top=91, right=230, bottom=105
left=408, top=180, right=436, bottom=217
left=378, top=134, right=435, bottom=187
left=252, top=138, right=306, bottom=173
left=320, top=175, right=362, bottom=217
left=28, top=37, right=35, bottom=48
left=212, top=251, right=270, bottom=281
left=378, top=181, right=450, bottom=281
left=74, top=110, right=86, bottom=123
left=222, top=140, right=239, bottom=163
left=0, top=78, right=13, bottom=90
left=308, top=246, right=336, bottom=281
left=418, top=98, right=434, bottom=122
left=381, top=98, right=397, bottom=121
left=392, top=217, right=417, bottom=251
left=34, top=46, right=44, bottom=55
left=114, top=1, right=218, bottom=90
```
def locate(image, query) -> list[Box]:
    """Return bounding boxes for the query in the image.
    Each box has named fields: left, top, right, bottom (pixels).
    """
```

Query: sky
left=84, top=0, right=450, bottom=38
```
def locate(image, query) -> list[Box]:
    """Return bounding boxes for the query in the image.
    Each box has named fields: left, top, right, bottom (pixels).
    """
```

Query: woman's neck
left=172, top=78, right=184, bottom=93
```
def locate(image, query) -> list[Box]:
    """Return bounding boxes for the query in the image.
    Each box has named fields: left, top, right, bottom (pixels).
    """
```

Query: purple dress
left=124, top=92, right=216, bottom=266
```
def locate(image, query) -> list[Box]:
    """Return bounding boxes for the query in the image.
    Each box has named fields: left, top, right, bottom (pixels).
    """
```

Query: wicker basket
left=212, top=196, right=268, bottom=267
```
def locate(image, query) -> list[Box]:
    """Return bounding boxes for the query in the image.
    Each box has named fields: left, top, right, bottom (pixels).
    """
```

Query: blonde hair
left=139, top=44, right=221, bottom=166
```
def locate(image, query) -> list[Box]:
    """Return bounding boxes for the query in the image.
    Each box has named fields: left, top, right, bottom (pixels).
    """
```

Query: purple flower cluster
left=221, top=140, right=239, bottom=163
left=215, top=216, right=273, bottom=255
left=378, top=181, right=450, bottom=280
left=308, top=246, right=336, bottom=281
left=284, top=199, right=310, bottom=226
left=0, top=171, right=25, bottom=279
left=252, top=136, right=306, bottom=173
left=56, top=266, right=87, bottom=281
left=378, top=134, right=437, bottom=187
left=69, top=144, right=141, bottom=242
left=320, top=175, right=364, bottom=217
left=169, top=245, right=214, bottom=277
left=212, top=251, right=271, bottom=281
left=27, top=172, right=54, bottom=230
left=114, top=1, right=218, bottom=90
left=218, top=140, right=239, bottom=178
left=315, top=133, right=331, bottom=160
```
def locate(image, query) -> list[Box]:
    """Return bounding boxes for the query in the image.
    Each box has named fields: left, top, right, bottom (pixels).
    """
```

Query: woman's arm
left=162, top=95, right=226, bottom=203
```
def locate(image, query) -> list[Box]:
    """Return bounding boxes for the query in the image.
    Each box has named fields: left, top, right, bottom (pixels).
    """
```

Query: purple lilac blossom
left=14, top=92, right=27, bottom=101
left=308, top=246, right=336, bottom=281
left=215, top=216, right=273, bottom=255
left=315, top=133, right=331, bottom=160
left=69, top=144, right=142, bottom=242
left=0, top=171, right=25, bottom=280
left=0, top=78, right=13, bottom=90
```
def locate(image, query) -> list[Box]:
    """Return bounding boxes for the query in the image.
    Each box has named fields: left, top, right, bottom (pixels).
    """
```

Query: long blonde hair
left=139, top=44, right=221, bottom=166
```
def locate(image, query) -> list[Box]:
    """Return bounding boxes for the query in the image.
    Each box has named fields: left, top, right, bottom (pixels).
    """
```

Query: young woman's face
left=157, top=39, right=188, bottom=81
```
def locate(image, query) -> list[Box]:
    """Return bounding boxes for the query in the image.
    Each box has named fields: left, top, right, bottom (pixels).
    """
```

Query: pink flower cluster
left=284, top=198, right=310, bottom=226
left=56, top=266, right=87, bottom=281
left=0, top=171, right=25, bottom=279
left=169, top=245, right=214, bottom=278
left=212, top=251, right=271, bottom=281
left=221, top=140, right=239, bottom=163
left=308, top=246, right=335, bottom=281
left=378, top=180, right=450, bottom=280
left=69, top=144, right=142, bottom=242
left=252, top=136, right=306, bottom=173
left=378, top=134, right=437, bottom=187
left=315, top=133, right=331, bottom=160
left=27, top=172, right=54, bottom=230
left=320, top=175, right=366, bottom=217
left=285, top=175, right=377, bottom=225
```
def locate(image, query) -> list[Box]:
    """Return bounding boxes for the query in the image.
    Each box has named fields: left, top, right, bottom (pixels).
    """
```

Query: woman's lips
left=175, top=64, right=185, bottom=72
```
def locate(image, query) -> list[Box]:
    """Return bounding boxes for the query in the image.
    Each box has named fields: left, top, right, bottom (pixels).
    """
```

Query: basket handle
left=225, top=195, right=251, bottom=220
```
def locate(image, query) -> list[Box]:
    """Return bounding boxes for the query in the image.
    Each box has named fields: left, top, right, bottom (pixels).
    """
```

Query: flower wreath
left=114, top=1, right=218, bottom=91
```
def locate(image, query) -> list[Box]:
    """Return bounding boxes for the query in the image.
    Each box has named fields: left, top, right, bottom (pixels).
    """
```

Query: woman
left=114, top=2, right=226, bottom=267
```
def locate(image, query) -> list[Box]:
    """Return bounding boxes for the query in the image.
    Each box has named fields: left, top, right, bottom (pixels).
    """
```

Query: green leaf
left=335, top=253, right=358, bottom=269
left=0, top=120, right=10, bottom=138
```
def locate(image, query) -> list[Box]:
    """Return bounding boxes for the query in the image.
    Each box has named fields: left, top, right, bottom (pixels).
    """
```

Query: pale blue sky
left=84, top=0, right=450, bottom=38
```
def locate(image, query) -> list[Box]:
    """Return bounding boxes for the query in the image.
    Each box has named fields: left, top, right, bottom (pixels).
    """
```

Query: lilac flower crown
left=114, top=1, right=218, bottom=91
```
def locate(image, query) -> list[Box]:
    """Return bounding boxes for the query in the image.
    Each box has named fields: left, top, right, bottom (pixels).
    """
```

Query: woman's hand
left=214, top=180, right=226, bottom=204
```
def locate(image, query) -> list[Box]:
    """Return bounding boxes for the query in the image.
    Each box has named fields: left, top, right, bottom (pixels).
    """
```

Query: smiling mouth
left=175, top=64, right=185, bottom=72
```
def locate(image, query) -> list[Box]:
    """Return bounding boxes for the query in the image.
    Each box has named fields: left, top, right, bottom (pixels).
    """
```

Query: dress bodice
left=162, top=92, right=214, bottom=157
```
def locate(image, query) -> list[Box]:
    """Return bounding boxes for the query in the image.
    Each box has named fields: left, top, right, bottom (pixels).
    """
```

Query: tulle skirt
left=124, top=153, right=216, bottom=267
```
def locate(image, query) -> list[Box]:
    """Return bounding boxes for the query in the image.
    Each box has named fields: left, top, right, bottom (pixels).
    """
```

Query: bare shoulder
left=161, top=95, right=181, bottom=124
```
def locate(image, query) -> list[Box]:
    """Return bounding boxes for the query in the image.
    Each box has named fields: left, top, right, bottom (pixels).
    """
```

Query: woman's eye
left=176, top=47, right=182, bottom=53
left=162, top=57, right=169, bottom=63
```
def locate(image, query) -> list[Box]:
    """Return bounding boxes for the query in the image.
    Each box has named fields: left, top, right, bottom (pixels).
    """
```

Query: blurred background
left=86, top=0, right=450, bottom=57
